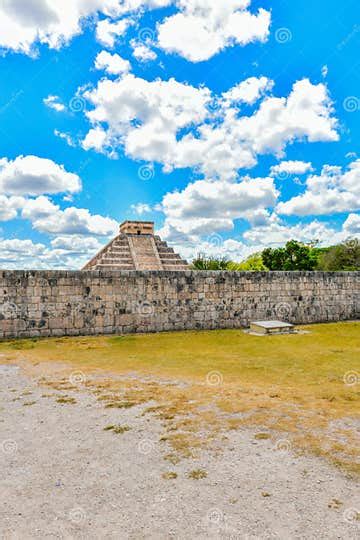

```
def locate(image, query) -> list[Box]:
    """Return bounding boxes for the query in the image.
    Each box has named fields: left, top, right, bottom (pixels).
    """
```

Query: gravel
left=1, top=364, right=359, bottom=540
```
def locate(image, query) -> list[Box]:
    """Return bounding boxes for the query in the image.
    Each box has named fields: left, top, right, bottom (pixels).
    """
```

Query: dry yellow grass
left=0, top=322, right=359, bottom=473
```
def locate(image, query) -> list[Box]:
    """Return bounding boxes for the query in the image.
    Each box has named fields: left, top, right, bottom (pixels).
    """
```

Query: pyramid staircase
left=83, top=222, right=189, bottom=271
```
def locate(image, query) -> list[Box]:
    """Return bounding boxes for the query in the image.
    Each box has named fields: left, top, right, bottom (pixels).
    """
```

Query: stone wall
left=0, top=270, right=359, bottom=339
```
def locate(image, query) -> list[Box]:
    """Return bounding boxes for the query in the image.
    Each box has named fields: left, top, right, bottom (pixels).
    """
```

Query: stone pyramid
left=83, top=221, right=189, bottom=271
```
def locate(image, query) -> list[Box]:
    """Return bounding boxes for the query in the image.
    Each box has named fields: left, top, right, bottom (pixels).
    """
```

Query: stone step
left=112, top=242, right=131, bottom=248
left=101, top=257, right=134, bottom=264
left=165, top=258, right=188, bottom=263
left=157, top=247, right=175, bottom=254
left=162, top=265, right=189, bottom=271
left=94, top=263, right=135, bottom=270
left=103, top=251, right=132, bottom=257
left=109, top=245, right=132, bottom=251
left=128, top=236, right=163, bottom=271
left=159, top=253, right=183, bottom=260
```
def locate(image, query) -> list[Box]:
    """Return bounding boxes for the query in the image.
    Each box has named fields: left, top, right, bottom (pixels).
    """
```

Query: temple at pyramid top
left=83, top=220, right=189, bottom=271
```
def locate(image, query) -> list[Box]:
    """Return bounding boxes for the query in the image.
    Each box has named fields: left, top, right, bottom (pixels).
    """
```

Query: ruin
left=0, top=270, right=358, bottom=339
left=82, top=221, right=189, bottom=272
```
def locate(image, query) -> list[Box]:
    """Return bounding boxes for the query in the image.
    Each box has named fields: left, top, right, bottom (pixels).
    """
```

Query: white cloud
left=343, top=213, right=360, bottom=235
left=242, top=214, right=339, bottom=246
left=50, top=235, right=103, bottom=252
left=54, top=130, right=76, bottom=147
left=0, top=195, right=24, bottom=221
left=0, top=238, right=46, bottom=268
left=162, top=176, right=278, bottom=220
left=231, top=79, right=338, bottom=157
left=82, top=74, right=211, bottom=165
left=270, top=160, right=313, bottom=178
left=82, top=127, right=109, bottom=153
left=277, top=160, right=360, bottom=216
left=0, top=155, right=81, bottom=196
left=95, top=18, right=132, bottom=48
left=158, top=175, right=278, bottom=242
left=160, top=217, right=234, bottom=239
left=81, top=76, right=338, bottom=180
left=0, top=236, right=104, bottom=270
left=157, top=0, right=271, bottom=62
left=222, top=76, right=273, bottom=105
left=242, top=213, right=360, bottom=249
left=0, top=0, right=171, bottom=54
left=43, top=94, right=65, bottom=112
left=22, top=196, right=118, bottom=236
left=131, top=41, right=157, bottom=61
left=174, top=236, right=254, bottom=263
left=131, top=202, right=152, bottom=215
left=95, top=50, right=131, bottom=75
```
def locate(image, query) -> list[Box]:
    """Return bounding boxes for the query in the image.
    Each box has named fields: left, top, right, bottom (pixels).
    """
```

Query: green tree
left=317, top=239, right=360, bottom=271
left=191, top=255, right=230, bottom=270
left=262, top=240, right=317, bottom=271
left=228, top=253, right=268, bottom=271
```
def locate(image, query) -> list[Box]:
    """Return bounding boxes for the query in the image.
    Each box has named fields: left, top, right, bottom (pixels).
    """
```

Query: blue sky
left=0, top=0, right=359, bottom=268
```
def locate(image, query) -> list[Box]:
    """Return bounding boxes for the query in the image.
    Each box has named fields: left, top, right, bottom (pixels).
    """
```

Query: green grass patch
left=1, top=322, right=359, bottom=473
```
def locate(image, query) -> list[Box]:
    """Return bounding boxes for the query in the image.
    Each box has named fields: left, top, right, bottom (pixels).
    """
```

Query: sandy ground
left=0, top=364, right=359, bottom=540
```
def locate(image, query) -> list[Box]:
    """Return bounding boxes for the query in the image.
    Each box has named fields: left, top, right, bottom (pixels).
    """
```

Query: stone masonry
left=0, top=270, right=358, bottom=339
left=82, top=221, right=189, bottom=271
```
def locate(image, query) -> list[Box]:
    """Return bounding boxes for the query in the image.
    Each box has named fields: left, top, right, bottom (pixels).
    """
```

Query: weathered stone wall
left=0, top=270, right=358, bottom=339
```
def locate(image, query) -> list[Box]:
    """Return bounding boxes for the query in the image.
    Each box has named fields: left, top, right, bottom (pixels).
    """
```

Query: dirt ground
left=1, top=363, right=359, bottom=540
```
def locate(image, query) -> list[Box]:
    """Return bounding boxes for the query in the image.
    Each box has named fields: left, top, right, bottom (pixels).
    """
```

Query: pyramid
left=83, top=221, right=189, bottom=271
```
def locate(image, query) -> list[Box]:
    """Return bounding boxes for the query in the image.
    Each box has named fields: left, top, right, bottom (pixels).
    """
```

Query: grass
left=254, top=432, right=271, bottom=440
left=104, top=424, right=131, bottom=434
left=56, top=396, right=76, bottom=404
left=188, top=469, right=207, bottom=480
left=0, top=322, right=359, bottom=473
left=104, top=401, right=136, bottom=409
left=162, top=472, right=178, bottom=480
left=328, top=499, right=343, bottom=509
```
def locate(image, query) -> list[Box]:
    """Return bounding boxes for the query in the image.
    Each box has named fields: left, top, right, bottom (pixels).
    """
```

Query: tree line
left=191, top=239, right=360, bottom=271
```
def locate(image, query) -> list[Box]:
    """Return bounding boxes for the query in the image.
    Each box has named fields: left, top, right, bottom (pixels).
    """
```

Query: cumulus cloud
left=131, top=202, right=152, bottom=215
left=22, top=196, right=118, bottom=236
left=242, top=213, right=360, bottom=249
left=222, top=76, right=273, bottom=105
left=131, top=41, right=157, bottom=61
left=157, top=0, right=271, bottom=62
left=270, top=160, right=313, bottom=178
left=277, top=160, right=360, bottom=216
left=0, top=236, right=104, bottom=270
left=50, top=235, right=103, bottom=252
left=0, top=155, right=81, bottom=196
left=157, top=175, right=278, bottom=243
left=162, top=176, right=278, bottom=220
left=43, top=94, right=65, bottom=112
left=0, top=0, right=170, bottom=54
left=81, top=75, right=338, bottom=180
left=95, top=50, right=131, bottom=75
left=95, top=18, right=132, bottom=48
left=82, top=73, right=211, bottom=165
left=82, top=127, right=109, bottom=153
left=242, top=214, right=338, bottom=246
left=343, top=213, right=360, bottom=235
left=0, top=195, right=24, bottom=221
left=0, top=238, right=46, bottom=267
